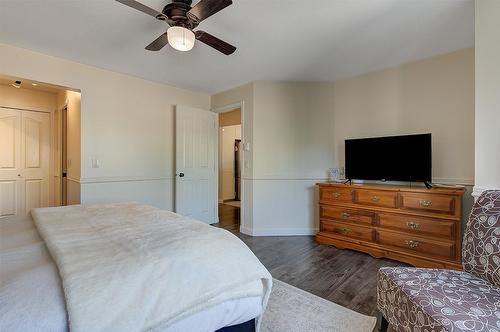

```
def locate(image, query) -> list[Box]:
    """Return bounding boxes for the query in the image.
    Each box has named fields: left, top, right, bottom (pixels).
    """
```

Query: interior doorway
left=0, top=74, right=81, bottom=220
left=216, top=107, right=241, bottom=231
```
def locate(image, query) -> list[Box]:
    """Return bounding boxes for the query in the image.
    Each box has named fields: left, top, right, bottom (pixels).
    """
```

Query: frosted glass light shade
left=167, top=26, right=195, bottom=52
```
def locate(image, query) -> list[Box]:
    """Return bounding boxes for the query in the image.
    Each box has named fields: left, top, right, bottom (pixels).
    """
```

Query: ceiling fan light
left=167, top=26, right=195, bottom=52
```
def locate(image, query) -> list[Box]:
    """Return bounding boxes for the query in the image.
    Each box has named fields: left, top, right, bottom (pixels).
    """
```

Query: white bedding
left=1, top=204, right=271, bottom=332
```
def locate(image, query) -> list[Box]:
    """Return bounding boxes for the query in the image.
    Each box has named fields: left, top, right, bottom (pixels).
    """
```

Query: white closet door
left=175, top=105, right=217, bottom=224
left=0, top=108, right=50, bottom=219
left=0, top=109, right=22, bottom=218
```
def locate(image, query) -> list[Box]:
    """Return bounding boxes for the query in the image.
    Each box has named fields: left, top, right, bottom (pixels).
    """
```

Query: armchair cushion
left=462, top=190, right=500, bottom=287
left=377, top=267, right=500, bottom=332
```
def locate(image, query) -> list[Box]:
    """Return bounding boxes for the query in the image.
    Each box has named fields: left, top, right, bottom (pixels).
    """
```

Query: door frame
left=212, top=101, right=245, bottom=228
left=59, top=105, right=68, bottom=206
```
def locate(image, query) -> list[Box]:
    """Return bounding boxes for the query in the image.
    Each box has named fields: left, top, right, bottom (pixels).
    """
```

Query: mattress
left=0, top=216, right=263, bottom=332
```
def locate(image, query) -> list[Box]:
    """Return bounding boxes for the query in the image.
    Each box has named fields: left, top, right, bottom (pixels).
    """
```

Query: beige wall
left=0, top=43, right=210, bottom=209
left=251, top=82, right=336, bottom=235
left=219, top=109, right=241, bottom=127
left=0, top=41, right=476, bottom=234
left=333, top=48, right=474, bottom=185
left=0, top=85, right=56, bottom=112
left=212, top=48, right=475, bottom=235
left=474, top=0, right=500, bottom=195
left=253, top=81, right=336, bottom=179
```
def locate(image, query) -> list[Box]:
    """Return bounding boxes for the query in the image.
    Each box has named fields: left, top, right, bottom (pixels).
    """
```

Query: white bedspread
left=29, top=202, right=272, bottom=332
left=0, top=217, right=264, bottom=332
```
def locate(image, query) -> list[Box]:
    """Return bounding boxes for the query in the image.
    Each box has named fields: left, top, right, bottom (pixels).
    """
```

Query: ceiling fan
left=116, top=0, right=236, bottom=55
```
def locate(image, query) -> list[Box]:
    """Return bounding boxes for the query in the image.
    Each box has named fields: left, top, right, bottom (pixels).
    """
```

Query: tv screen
left=345, top=134, right=432, bottom=182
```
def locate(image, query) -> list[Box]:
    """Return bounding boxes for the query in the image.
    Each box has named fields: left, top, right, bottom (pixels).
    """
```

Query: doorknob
left=178, top=173, right=185, bottom=178
left=17, top=174, right=21, bottom=177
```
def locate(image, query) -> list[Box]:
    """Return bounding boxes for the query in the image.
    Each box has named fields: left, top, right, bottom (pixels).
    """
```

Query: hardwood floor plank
left=212, top=207, right=405, bottom=331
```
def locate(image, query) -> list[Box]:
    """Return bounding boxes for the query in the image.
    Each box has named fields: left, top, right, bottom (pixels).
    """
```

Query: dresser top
left=317, top=182, right=466, bottom=195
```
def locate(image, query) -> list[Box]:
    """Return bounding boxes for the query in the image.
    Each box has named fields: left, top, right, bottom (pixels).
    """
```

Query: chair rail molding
left=79, top=176, right=174, bottom=184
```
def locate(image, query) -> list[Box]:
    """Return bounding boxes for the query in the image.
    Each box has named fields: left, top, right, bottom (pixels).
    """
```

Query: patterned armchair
left=377, top=190, right=500, bottom=332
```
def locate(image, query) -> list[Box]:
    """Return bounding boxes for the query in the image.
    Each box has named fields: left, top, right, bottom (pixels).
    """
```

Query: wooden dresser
left=316, top=183, right=465, bottom=269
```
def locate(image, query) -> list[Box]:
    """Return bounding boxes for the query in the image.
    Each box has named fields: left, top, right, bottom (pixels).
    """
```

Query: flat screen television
left=345, top=134, right=432, bottom=183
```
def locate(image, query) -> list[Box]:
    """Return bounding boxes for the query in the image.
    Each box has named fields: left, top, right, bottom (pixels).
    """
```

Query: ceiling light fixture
left=167, top=26, right=195, bottom=52
left=32, top=83, right=38, bottom=86
left=11, top=80, right=21, bottom=88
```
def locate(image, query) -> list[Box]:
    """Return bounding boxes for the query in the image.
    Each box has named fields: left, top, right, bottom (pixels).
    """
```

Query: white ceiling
left=0, top=0, right=474, bottom=94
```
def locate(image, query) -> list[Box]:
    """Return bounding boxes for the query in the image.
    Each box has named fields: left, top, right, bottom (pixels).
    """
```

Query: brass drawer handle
left=406, top=222, right=420, bottom=230
left=332, top=192, right=341, bottom=199
left=340, top=227, right=351, bottom=235
left=371, top=196, right=380, bottom=202
left=341, top=212, right=350, bottom=219
left=419, top=200, right=432, bottom=207
left=405, top=240, right=420, bottom=249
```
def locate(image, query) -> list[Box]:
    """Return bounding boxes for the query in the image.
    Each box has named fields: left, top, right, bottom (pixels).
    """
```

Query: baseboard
left=241, top=227, right=318, bottom=237
left=433, top=177, right=474, bottom=186
left=239, top=225, right=253, bottom=236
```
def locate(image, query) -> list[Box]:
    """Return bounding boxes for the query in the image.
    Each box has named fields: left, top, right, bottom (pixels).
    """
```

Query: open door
left=175, top=105, right=217, bottom=223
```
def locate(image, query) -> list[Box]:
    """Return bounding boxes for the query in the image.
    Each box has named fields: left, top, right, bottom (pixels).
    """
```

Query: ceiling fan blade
left=195, top=31, right=236, bottom=55
left=145, top=33, right=169, bottom=51
left=187, top=0, right=232, bottom=23
left=115, top=0, right=167, bottom=20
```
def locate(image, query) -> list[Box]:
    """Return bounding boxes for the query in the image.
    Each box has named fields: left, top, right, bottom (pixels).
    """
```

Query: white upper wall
left=0, top=43, right=210, bottom=209
left=474, top=0, right=500, bottom=193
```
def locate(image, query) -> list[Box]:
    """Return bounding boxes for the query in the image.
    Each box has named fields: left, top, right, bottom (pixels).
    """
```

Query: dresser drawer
left=378, top=213, right=455, bottom=239
left=377, top=230, right=455, bottom=260
left=354, top=189, right=398, bottom=208
left=321, top=220, right=374, bottom=242
left=320, top=205, right=375, bottom=225
left=400, top=193, right=456, bottom=215
left=320, top=187, right=353, bottom=204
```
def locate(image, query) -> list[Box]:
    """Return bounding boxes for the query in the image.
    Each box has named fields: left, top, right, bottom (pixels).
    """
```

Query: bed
left=0, top=202, right=272, bottom=332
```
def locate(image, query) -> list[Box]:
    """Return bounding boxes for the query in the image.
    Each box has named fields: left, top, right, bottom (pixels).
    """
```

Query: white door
left=0, top=108, right=50, bottom=219
left=175, top=105, right=217, bottom=223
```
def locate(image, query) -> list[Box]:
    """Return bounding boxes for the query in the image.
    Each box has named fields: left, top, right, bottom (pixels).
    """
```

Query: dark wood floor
left=213, top=203, right=240, bottom=232
left=213, top=204, right=406, bottom=324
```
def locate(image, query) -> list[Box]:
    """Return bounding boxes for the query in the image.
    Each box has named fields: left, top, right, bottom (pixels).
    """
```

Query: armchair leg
left=377, top=312, right=389, bottom=332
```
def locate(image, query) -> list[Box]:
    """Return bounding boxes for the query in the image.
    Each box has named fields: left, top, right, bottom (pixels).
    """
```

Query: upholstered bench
left=377, top=190, right=500, bottom=332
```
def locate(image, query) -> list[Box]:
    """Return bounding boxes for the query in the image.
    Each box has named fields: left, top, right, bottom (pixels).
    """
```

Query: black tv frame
left=344, top=133, right=432, bottom=188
